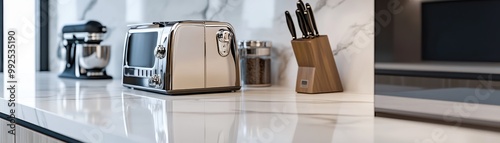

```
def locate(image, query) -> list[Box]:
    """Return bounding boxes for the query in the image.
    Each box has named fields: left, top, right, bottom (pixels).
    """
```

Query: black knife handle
left=297, top=3, right=311, bottom=38
left=303, top=10, right=314, bottom=38
left=306, top=3, right=319, bottom=36
left=298, top=0, right=306, bottom=11
left=285, top=11, right=296, bottom=40
left=296, top=9, right=307, bottom=38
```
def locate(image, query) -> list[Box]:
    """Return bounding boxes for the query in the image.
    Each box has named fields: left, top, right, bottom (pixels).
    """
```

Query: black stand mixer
left=58, top=20, right=112, bottom=79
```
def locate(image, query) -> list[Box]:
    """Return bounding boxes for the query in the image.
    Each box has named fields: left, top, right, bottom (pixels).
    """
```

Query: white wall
left=49, top=0, right=374, bottom=94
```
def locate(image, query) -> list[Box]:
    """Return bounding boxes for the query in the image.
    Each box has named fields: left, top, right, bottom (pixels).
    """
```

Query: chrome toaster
left=122, top=21, right=241, bottom=94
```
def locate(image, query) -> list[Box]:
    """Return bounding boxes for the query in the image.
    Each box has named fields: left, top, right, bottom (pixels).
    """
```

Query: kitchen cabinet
left=0, top=118, right=64, bottom=143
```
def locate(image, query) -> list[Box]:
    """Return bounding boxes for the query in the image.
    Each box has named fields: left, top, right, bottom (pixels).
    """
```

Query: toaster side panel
left=205, top=23, right=239, bottom=88
left=170, top=23, right=205, bottom=90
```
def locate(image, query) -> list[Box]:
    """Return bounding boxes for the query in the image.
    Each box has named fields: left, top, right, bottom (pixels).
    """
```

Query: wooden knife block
left=291, top=35, right=343, bottom=94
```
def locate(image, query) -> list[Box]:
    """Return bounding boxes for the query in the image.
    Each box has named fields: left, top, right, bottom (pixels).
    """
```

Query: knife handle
left=298, top=0, right=306, bottom=11
left=296, top=9, right=307, bottom=38
left=297, top=3, right=311, bottom=38
left=306, top=3, right=319, bottom=36
left=303, top=10, right=314, bottom=38
left=285, top=11, right=296, bottom=40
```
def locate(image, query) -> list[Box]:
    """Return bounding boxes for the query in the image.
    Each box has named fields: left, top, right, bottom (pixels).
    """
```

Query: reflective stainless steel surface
left=78, top=44, right=111, bottom=69
left=205, top=21, right=239, bottom=88
left=122, top=21, right=241, bottom=94
left=122, top=25, right=170, bottom=93
left=170, top=22, right=206, bottom=90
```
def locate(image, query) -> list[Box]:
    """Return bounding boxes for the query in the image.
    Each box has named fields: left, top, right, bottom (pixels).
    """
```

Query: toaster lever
left=216, top=29, right=232, bottom=57
left=217, top=30, right=232, bottom=42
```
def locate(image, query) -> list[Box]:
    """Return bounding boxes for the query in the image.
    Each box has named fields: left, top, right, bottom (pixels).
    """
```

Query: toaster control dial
left=216, top=29, right=232, bottom=57
left=155, top=45, right=166, bottom=59
left=149, top=74, right=162, bottom=87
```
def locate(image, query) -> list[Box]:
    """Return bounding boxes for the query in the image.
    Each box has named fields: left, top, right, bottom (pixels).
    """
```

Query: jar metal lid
left=239, top=41, right=272, bottom=48
left=239, top=41, right=271, bottom=56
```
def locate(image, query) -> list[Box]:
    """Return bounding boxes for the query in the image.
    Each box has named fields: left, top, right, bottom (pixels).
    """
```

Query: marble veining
left=80, top=0, right=97, bottom=20
left=333, top=19, right=374, bottom=55
left=205, top=0, right=242, bottom=20
left=317, top=0, right=346, bottom=11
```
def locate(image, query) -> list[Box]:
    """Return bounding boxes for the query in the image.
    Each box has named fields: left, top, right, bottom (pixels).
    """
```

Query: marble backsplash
left=49, top=0, right=374, bottom=94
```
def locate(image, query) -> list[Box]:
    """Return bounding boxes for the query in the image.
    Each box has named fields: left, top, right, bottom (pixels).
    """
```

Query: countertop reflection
left=0, top=73, right=373, bottom=143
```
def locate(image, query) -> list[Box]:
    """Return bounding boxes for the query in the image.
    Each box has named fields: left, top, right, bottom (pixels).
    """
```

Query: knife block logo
left=301, top=80, right=309, bottom=88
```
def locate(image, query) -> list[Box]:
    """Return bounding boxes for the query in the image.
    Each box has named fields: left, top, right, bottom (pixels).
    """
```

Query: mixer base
left=59, top=69, right=112, bottom=79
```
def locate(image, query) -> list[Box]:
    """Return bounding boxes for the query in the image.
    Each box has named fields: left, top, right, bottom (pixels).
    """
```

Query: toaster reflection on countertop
left=121, top=91, right=240, bottom=143
left=120, top=91, right=307, bottom=143
left=122, top=21, right=241, bottom=95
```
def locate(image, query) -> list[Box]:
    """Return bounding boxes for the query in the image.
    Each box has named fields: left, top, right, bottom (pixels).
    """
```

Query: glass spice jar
left=239, top=41, right=272, bottom=87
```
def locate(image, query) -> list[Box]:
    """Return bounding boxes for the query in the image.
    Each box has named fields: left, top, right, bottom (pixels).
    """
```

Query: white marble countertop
left=1, top=73, right=499, bottom=143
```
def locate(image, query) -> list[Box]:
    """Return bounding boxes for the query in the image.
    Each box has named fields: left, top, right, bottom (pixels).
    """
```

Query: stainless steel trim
left=165, top=23, right=179, bottom=90
left=122, top=25, right=169, bottom=90
left=127, top=23, right=160, bottom=29
left=63, top=32, right=103, bottom=41
left=123, top=83, right=240, bottom=95
left=123, top=27, right=164, bottom=69
left=239, top=47, right=271, bottom=57
left=123, top=83, right=168, bottom=94
left=226, top=23, right=241, bottom=87
left=239, top=41, right=272, bottom=56
left=239, top=41, right=272, bottom=48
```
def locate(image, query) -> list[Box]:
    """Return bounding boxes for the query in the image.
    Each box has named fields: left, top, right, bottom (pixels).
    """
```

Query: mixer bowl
left=79, top=44, right=111, bottom=69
